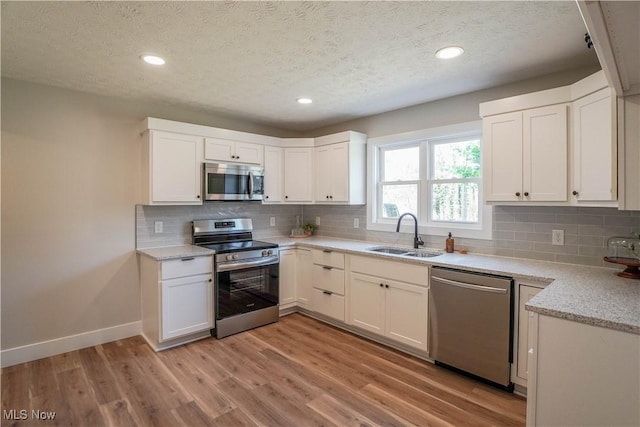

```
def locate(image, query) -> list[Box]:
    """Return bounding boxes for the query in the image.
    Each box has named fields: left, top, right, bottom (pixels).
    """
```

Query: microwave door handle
left=248, top=171, right=254, bottom=199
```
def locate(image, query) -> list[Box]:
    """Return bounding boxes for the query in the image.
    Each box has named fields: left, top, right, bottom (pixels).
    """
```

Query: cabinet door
left=283, top=148, right=313, bottom=202
left=235, top=142, right=264, bottom=165
left=523, top=105, right=568, bottom=201
left=263, top=146, right=283, bottom=203
left=296, top=248, right=313, bottom=308
left=314, top=146, right=333, bottom=202
left=330, top=143, right=350, bottom=202
left=151, top=131, right=203, bottom=204
left=279, top=249, right=296, bottom=307
left=161, top=274, right=213, bottom=341
left=349, top=273, right=385, bottom=334
left=572, top=88, right=617, bottom=201
left=385, top=280, right=428, bottom=351
left=204, top=138, right=234, bottom=162
left=483, top=112, right=523, bottom=201
left=517, top=284, right=542, bottom=381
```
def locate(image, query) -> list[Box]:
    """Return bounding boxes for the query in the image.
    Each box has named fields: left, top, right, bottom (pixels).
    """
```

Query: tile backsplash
left=136, top=203, right=639, bottom=268
left=135, top=203, right=302, bottom=248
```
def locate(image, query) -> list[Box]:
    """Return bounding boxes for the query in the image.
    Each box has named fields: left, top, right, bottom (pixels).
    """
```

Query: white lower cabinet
left=515, top=283, right=543, bottom=385
left=296, top=248, right=313, bottom=309
left=140, top=254, right=214, bottom=351
left=161, top=274, right=213, bottom=341
left=279, top=248, right=297, bottom=309
left=311, top=249, right=345, bottom=322
left=527, top=314, right=640, bottom=426
left=349, top=256, right=429, bottom=352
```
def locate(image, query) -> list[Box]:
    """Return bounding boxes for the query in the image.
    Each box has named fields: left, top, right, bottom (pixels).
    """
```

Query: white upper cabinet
left=263, top=146, right=283, bottom=203
left=483, top=112, right=524, bottom=202
left=480, top=71, right=616, bottom=206
left=484, top=105, right=567, bottom=202
left=204, top=138, right=263, bottom=165
left=523, top=105, right=568, bottom=202
left=142, top=130, right=204, bottom=205
left=314, top=132, right=367, bottom=205
left=572, top=87, right=617, bottom=202
left=283, top=147, right=314, bottom=203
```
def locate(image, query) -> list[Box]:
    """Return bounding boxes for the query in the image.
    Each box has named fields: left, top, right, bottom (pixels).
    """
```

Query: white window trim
left=366, top=120, right=493, bottom=240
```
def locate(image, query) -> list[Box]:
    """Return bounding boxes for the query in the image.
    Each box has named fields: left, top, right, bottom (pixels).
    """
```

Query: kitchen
left=2, top=1, right=640, bottom=426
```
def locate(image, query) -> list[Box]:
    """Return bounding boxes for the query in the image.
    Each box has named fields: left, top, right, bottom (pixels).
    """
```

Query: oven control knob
left=262, top=250, right=268, bottom=256
left=233, top=254, right=239, bottom=260
left=267, top=250, right=273, bottom=256
left=226, top=255, right=234, bottom=261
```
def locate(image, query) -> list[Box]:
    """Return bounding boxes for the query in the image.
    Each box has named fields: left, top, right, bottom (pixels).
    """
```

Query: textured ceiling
left=1, top=1, right=598, bottom=131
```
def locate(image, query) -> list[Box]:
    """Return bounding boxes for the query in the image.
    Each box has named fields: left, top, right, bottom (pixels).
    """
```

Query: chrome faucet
left=395, top=213, right=424, bottom=249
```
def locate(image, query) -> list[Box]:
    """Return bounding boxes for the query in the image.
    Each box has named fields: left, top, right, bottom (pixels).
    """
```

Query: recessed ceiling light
left=297, top=98, right=313, bottom=104
left=142, top=55, right=165, bottom=65
left=435, top=46, right=464, bottom=59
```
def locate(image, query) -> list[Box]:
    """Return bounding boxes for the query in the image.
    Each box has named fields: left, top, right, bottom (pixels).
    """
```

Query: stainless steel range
left=192, top=218, right=279, bottom=338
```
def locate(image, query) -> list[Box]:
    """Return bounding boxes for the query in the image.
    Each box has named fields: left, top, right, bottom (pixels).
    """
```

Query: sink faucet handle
left=416, top=235, right=424, bottom=248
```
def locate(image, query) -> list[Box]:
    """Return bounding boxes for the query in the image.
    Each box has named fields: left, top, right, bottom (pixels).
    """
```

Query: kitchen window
left=367, top=121, right=492, bottom=240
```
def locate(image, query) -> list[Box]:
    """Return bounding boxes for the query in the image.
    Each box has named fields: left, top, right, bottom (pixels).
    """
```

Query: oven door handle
left=217, top=257, right=278, bottom=272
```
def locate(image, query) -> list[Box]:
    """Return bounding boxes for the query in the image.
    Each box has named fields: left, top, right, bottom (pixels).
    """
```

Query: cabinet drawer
left=350, top=255, right=428, bottom=286
left=312, top=249, right=345, bottom=269
left=161, top=256, right=212, bottom=280
left=312, top=265, right=345, bottom=295
left=311, top=288, right=345, bottom=322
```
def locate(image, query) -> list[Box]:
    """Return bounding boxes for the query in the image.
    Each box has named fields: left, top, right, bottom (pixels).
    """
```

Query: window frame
left=367, top=121, right=493, bottom=240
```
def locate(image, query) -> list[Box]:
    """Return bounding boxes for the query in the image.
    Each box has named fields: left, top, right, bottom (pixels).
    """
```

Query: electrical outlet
left=552, top=229, right=564, bottom=246
left=315, top=216, right=321, bottom=226
left=353, top=218, right=359, bottom=228
left=270, top=217, right=276, bottom=227
left=154, top=221, right=163, bottom=233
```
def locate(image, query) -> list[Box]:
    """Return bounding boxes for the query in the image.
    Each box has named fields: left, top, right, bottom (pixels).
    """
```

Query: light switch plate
left=154, top=221, right=163, bottom=233
left=353, top=218, right=359, bottom=228
left=315, top=216, right=321, bottom=226
left=270, top=217, right=276, bottom=227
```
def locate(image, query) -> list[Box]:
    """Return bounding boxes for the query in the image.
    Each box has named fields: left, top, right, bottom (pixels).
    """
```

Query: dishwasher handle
left=431, top=276, right=508, bottom=294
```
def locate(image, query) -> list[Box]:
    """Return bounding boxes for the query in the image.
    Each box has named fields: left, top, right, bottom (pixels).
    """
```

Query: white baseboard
left=1, top=321, right=141, bottom=368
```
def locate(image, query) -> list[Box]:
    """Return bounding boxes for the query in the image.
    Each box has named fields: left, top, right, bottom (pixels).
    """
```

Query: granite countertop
left=264, top=236, right=640, bottom=335
left=136, top=245, right=214, bottom=261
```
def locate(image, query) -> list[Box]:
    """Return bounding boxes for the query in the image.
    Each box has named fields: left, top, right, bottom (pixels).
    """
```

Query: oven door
left=204, top=163, right=264, bottom=201
left=216, top=260, right=279, bottom=320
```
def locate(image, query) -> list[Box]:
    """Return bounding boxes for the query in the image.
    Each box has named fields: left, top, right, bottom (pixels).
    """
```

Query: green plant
left=302, top=223, right=318, bottom=232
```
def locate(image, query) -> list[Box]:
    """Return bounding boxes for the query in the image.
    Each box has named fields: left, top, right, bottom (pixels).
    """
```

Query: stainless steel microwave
left=204, top=163, right=264, bottom=201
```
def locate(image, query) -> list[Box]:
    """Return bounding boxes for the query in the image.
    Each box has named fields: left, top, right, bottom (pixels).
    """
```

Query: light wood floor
left=2, top=313, right=525, bottom=426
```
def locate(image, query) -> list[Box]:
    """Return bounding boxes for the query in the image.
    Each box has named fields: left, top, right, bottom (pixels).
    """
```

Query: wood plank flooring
left=1, top=313, right=526, bottom=426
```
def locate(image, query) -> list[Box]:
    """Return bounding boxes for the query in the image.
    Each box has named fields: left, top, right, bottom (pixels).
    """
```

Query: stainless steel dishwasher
left=429, top=266, right=514, bottom=391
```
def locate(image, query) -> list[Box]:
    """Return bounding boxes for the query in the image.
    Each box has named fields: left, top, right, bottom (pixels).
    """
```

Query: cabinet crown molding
left=139, top=117, right=367, bottom=148
left=479, top=71, right=609, bottom=117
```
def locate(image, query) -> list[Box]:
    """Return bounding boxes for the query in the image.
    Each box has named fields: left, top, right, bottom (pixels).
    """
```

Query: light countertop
left=136, top=245, right=214, bottom=261
left=264, top=236, right=640, bottom=335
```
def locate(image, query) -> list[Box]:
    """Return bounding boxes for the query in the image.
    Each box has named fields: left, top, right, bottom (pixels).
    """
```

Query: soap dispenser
left=445, top=232, right=455, bottom=253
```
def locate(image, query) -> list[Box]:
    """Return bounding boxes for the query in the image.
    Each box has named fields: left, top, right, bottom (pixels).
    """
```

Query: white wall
left=0, top=78, right=296, bottom=359
left=303, top=65, right=601, bottom=137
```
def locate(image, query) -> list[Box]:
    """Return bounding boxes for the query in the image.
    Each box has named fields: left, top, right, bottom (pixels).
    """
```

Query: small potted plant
left=302, top=223, right=318, bottom=236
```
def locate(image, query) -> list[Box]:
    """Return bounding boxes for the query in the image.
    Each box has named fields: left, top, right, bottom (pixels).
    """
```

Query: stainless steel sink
left=404, top=251, right=442, bottom=258
left=366, top=246, right=409, bottom=255
left=366, top=246, right=442, bottom=258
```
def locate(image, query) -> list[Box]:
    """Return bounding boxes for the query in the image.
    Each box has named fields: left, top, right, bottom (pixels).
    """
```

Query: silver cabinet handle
left=181, top=257, right=195, bottom=262
left=431, top=276, right=507, bottom=294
